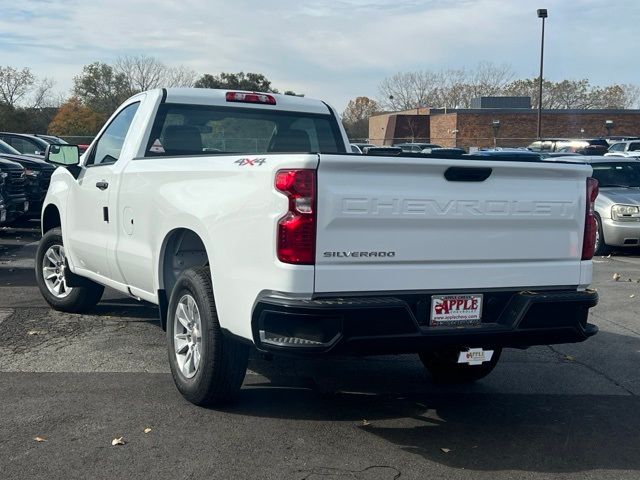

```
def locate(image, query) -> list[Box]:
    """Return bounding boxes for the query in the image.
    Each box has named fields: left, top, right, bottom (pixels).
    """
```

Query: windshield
left=146, top=104, right=345, bottom=156
left=0, top=139, right=21, bottom=155
left=591, top=162, right=640, bottom=187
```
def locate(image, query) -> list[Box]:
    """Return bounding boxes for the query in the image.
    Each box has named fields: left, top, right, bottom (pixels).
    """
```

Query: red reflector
left=275, top=169, right=316, bottom=265
left=582, top=177, right=599, bottom=260
left=226, top=91, right=276, bottom=105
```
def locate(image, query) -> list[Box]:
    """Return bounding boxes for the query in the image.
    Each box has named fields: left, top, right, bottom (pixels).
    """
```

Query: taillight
left=226, top=91, right=276, bottom=105
left=275, top=169, right=316, bottom=264
left=582, top=177, right=599, bottom=260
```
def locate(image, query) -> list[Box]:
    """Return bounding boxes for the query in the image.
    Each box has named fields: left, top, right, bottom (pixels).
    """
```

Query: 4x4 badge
left=235, top=158, right=266, bottom=166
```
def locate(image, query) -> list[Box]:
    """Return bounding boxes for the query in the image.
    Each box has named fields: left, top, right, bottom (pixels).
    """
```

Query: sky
left=0, top=0, right=638, bottom=112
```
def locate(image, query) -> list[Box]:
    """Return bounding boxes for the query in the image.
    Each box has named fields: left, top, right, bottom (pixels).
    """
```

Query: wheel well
left=160, top=229, right=209, bottom=300
left=42, top=205, right=61, bottom=234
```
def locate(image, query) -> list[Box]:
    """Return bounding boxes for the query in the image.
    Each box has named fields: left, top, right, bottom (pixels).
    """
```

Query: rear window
left=145, top=104, right=345, bottom=157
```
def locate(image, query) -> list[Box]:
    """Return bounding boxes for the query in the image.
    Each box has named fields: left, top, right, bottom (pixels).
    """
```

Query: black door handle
left=96, top=181, right=109, bottom=190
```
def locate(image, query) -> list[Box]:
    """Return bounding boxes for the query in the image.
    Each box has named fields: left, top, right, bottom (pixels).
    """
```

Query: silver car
left=546, top=156, right=640, bottom=254
left=585, top=157, right=640, bottom=254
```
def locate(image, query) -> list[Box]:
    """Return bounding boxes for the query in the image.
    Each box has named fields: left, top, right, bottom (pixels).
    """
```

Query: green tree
left=48, top=97, right=104, bottom=136
left=194, top=72, right=277, bottom=92
left=73, top=62, right=132, bottom=115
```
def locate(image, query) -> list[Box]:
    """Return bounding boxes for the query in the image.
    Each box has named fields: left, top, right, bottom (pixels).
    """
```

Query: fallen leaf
left=27, top=330, right=41, bottom=336
left=144, top=428, right=152, bottom=434
left=33, top=436, right=46, bottom=443
left=564, top=355, right=575, bottom=362
left=631, top=294, right=636, bottom=298
left=441, top=448, right=452, bottom=453
left=111, top=437, right=125, bottom=446
left=361, top=420, right=371, bottom=426
left=613, top=273, right=621, bottom=281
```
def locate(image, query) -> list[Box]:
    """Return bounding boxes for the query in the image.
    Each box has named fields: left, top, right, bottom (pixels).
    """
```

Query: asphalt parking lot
left=1, top=224, right=640, bottom=480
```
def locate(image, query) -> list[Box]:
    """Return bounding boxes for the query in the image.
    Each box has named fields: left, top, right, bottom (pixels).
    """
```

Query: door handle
left=95, top=181, right=109, bottom=190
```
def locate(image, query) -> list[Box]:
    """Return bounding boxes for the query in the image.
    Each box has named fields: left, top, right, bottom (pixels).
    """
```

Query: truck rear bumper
left=251, top=289, right=598, bottom=355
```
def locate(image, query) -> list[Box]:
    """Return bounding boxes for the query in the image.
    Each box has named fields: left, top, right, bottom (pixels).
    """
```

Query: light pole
left=536, top=8, right=548, bottom=140
left=492, top=120, right=501, bottom=148
left=605, top=120, right=614, bottom=137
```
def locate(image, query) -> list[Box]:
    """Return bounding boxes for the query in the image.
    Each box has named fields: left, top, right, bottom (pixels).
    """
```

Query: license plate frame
left=430, top=294, right=483, bottom=327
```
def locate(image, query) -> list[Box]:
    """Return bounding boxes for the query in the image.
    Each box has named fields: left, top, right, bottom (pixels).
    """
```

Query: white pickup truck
left=37, top=88, right=599, bottom=406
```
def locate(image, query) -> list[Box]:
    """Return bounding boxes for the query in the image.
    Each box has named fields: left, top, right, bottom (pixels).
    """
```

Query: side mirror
left=45, top=144, right=80, bottom=167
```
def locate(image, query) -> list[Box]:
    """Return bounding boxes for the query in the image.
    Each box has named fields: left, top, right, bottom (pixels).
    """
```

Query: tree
left=114, top=54, right=197, bottom=91
left=73, top=62, right=133, bottom=115
left=114, top=54, right=164, bottom=91
left=503, top=77, right=637, bottom=110
left=48, top=97, right=104, bottom=136
left=0, top=66, right=35, bottom=108
left=378, top=63, right=515, bottom=110
left=342, top=96, right=380, bottom=139
left=165, top=65, right=197, bottom=88
left=194, top=72, right=277, bottom=92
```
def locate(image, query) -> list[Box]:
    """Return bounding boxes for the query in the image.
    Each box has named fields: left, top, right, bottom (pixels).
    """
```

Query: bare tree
left=0, top=66, right=35, bottom=107
left=115, top=55, right=198, bottom=91
left=29, top=77, right=57, bottom=109
left=621, top=84, right=640, bottom=109
left=114, top=54, right=165, bottom=91
left=378, top=63, right=515, bottom=110
left=165, top=65, right=197, bottom=88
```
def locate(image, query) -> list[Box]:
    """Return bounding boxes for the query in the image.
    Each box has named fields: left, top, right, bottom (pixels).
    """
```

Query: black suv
left=0, top=167, right=7, bottom=224
left=0, top=140, right=55, bottom=217
left=0, top=158, right=28, bottom=223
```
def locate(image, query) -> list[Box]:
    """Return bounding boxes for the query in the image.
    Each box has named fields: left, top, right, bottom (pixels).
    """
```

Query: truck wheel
left=167, top=266, right=249, bottom=406
left=594, top=215, right=610, bottom=256
left=35, top=228, right=104, bottom=313
left=419, top=348, right=502, bottom=384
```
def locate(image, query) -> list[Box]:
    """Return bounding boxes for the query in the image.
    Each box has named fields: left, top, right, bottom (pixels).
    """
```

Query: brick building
left=369, top=102, right=640, bottom=150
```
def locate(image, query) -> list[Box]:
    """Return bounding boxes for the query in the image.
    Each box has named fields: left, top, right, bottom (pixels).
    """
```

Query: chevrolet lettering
left=341, top=198, right=576, bottom=217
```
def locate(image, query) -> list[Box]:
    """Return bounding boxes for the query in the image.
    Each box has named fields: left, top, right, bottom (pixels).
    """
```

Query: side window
left=86, top=102, right=140, bottom=166
left=10, top=137, right=39, bottom=154
left=609, top=143, right=624, bottom=152
left=629, top=142, right=640, bottom=152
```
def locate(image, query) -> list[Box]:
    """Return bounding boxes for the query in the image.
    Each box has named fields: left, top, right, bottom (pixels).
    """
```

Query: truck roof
left=161, top=88, right=332, bottom=115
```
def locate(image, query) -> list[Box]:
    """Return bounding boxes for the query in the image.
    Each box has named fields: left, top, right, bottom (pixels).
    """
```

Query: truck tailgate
left=314, top=154, right=591, bottom=294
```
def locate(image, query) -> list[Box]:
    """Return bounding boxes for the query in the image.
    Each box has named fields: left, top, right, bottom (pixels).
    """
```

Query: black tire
left=419, top=347, right=502, bottom=384
left=167, top=266, right=249, bottom=406
left=35, top=227, right=104, bottom=313
left=594, top=215, right=610, bottom=256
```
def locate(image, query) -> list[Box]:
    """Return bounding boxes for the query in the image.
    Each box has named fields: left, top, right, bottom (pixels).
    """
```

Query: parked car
left=606, top=140, right=640, bottom=156
left=0, top=158, right=28, bottom=223
left=350, top=144, right=363, bottom=154
left=528, top=138, right=609, bottom=155
left=394, top=142, right=442, bottom=153
left=0, top=139, right=56, bottom=217
left=546, top=155, right=640, bottom=255
left=0, top=132, right=50, bottom=156
left=37, top=87, right=598, bottom=406
left=0, top=167, right=7, bottom=224
left=605, top=136, right=640, bottom=145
